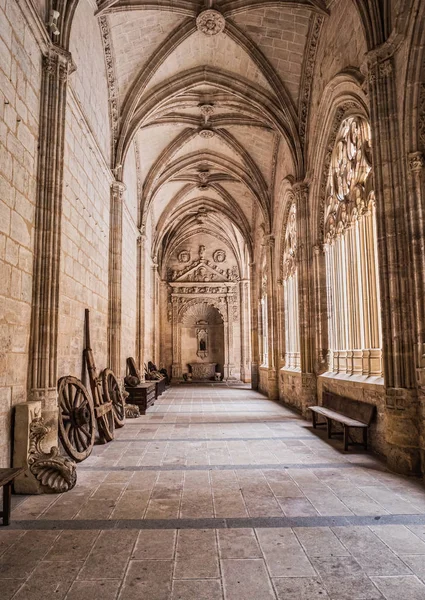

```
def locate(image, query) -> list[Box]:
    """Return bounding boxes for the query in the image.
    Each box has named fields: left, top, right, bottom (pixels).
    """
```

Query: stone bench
left=308, top=391, right=376, bottom=451
left=1, top=468, right=25, bottom=526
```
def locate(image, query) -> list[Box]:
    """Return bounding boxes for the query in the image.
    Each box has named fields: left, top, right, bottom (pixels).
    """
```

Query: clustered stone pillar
left=108, top=181, right=125, bottom=375
left=250, top=262, right=259, bottom=389
left=407, top=152, right=425, bottom=466
left=312, top=244, right=328, bottom=374
left=29, top=48, right=74, bottom=450
left=294, top=183, right=317, bottom=413
left=136, top=232, right=146, bottom=377
left=368, top=55, right=419, bottom=473
left=239, top=280, right=251, bottom=382
left=265, top=235, right=278, bottom=399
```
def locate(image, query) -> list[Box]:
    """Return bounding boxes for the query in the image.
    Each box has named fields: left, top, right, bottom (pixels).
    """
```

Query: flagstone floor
left=2, top=384, right=425, bottom=599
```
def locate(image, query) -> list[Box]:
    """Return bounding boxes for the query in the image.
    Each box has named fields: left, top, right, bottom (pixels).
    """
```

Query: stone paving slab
left=3, top=386, right=425, bottom=600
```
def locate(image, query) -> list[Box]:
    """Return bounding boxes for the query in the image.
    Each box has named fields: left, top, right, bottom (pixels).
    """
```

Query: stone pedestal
left=13, top=401, right=43, bottom=494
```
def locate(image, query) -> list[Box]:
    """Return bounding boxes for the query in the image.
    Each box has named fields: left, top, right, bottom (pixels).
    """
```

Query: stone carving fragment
left=28, top=417, right=77, bottom=493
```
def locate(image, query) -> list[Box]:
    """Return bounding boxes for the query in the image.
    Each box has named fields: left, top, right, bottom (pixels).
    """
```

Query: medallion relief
left=213, top=249, right=226, bottom=263
left=196, top=9, right=225, bottom=36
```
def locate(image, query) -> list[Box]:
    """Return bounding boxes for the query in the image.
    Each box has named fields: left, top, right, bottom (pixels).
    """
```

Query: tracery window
left=324, top=116, right=382, bottom=376
left=282, top=202, right=300, bottom=369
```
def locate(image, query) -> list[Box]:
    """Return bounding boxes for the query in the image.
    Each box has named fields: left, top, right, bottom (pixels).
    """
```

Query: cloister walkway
left=2, top=385, right=425, bottom=599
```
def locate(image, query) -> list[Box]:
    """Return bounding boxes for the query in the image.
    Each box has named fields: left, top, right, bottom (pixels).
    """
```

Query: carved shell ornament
left=28, top=417, right=77, bottom=493
left=196, top=9, right=226, bottom=36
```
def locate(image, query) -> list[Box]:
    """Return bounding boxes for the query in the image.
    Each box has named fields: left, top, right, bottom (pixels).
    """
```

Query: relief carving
left=213, top=249, right=226, bottom=263
left=178, top=250, right=191, bottom=263
left=196, top=9, right=225, bottom=36
left=282, top=202, right=297, bottom=280
left=28, top=417, right=77, bottom=493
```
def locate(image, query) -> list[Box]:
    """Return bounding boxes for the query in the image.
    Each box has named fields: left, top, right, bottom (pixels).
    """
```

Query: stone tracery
left=323, top=116, right=382, bottom=376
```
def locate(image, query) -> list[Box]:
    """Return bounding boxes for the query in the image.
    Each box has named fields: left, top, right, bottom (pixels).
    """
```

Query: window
left=324, top=116, right=382, bottom=376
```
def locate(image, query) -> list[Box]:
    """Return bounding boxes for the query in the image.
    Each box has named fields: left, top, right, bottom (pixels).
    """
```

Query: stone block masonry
left=0, top=0, right=42, bottom=467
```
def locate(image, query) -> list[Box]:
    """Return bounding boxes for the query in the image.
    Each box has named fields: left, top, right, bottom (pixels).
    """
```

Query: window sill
left=319, top=371, right=384, bottom=386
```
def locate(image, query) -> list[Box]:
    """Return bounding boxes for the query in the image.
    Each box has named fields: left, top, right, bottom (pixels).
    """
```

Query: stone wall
left=58, top=91, right=111, bottom=380
left=121, top=145, right=138, bottom=373
left=317, top=374, right=387, bottom=457
left=0, top=0, right=42, bottom=466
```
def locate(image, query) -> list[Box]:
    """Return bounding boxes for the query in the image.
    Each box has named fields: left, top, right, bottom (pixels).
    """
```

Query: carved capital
left=408, top=151, right=424, bottom=173
left=293, top=182, right=309, bottom=204
left=264, top=234, right=275, bottom=250
left=111, top=180, right=126, bottom=201
left=42, top=48, right=74, bottom=80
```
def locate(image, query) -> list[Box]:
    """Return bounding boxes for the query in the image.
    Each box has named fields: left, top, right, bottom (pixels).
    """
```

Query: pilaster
left=108, top=181, right=126, bottom=376
left=29, top=47, right=74, bottom=450
left=367, top=55, right=419, bottom=473
left=250, top=262, right=259, bottom=389
left=265, top=235, right=278, bottom=399
left=136, top=232, right=146, bottom=378
left=293, top=183, right=317, bottom=411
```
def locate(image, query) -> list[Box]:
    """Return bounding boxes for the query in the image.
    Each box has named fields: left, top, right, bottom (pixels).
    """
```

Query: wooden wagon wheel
left=89, top=364, right=115, bottom=444
left=57, top=376, right=95, bottom=462
left=84, top=309, right=114, bottom=444
left=102, top=368, right=125, bottom=428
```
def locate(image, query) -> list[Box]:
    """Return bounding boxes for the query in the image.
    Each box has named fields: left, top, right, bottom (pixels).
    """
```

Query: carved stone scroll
left=28, top=417, right=77, bottom=493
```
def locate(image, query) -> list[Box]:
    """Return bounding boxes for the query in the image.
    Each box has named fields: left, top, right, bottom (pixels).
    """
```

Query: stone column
left=368, top=56, right=419, bottom=473
left=250, top=262, right=259, bottom=389
left=294, top=183, right=317, bottom=412
left=265, top=235, right=278, bottom=400
left=151, top=260, right=158, bottom=365
left=136, top=232, right=146, bottom=378
left=407, top=153, right=425, bottom=466
left=312, top=244, right=328, bottom=374
left=171, top=298, right=181, bottom=379
left=108, top=181, right=125, bottom=376
left=225, top=295, right=235, bottom=379
left=29, top=48, right=74, bottom=450
left=407, top=153, right=425, bottom=385
left=239, top=280, right=250, bottom=382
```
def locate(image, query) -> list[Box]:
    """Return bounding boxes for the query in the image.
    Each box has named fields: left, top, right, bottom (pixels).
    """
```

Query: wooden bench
left=1, top=468, right=25, bottom=526
left=308, top=391, right=375, bottom=451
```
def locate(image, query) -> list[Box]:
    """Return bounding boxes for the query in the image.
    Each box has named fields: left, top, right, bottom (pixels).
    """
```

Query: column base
left=385, top=388, right=421, bottom=475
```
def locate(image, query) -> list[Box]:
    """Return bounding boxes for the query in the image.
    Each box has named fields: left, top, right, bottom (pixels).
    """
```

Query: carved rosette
left=196, top=9, right=225, bottom=36
left=28, top=417, right=77, bottom=493
left=213, top=249, right=226, bottom=263
left=199, top=128, right=215, bottom=138
left=178, top=250, right=191, bottom=263
left=324, top=116, right=373, bottom=242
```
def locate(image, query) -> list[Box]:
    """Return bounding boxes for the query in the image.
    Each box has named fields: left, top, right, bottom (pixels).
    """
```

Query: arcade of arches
left=3, top=0, right=425, bottom=552
left=3, top=0, right=425, bottom=473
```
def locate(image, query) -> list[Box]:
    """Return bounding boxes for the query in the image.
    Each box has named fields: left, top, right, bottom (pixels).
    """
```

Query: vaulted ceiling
left=96, top=0, right=329, bottom=262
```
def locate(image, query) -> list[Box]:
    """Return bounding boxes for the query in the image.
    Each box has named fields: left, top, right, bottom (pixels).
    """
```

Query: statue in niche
left=197, top=327, right=208, bottom=359
left=199, top=245, right=206, bottom=260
